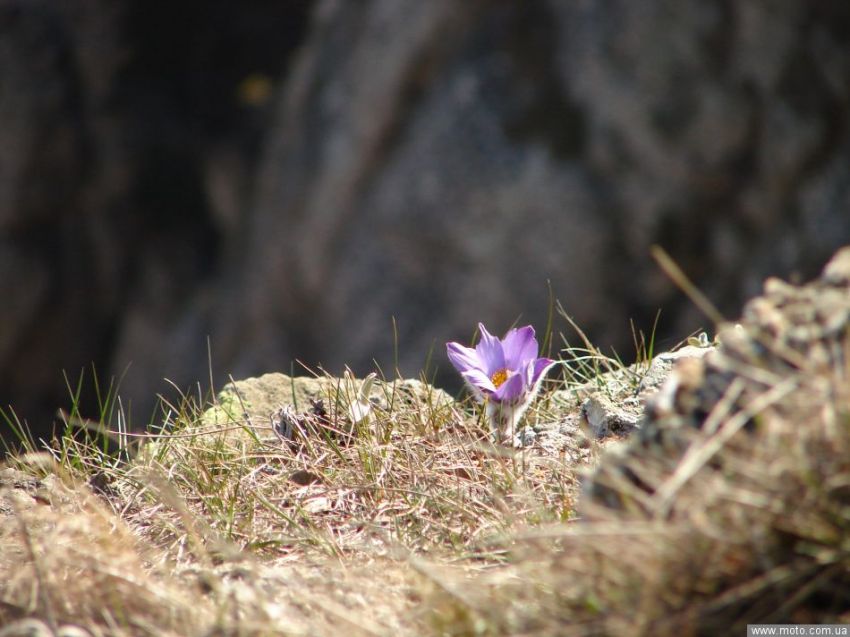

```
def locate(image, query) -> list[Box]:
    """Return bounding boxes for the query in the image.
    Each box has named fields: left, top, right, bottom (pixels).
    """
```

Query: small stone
left=512, top=428, right=538, bottom=448
left=0, top=619, right=53, bottom=637
left=56, top=627, right=93, bottom=637
left=823, top=246, right=850, bottom=285
left=581, top=394, right=642, bottom=438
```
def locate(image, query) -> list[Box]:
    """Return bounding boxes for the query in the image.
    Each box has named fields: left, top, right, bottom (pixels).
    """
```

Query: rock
left=197, top=372, right=454, bottom=444
left=55, top=627, right=93, bottom=637
left=584, top=245, right=850, bottom=511
left=207, top=373, right=452, bottom=421
left=0, top=619, right=53, bottom=637
left=544, top=344, right=715, bottom=440
left=581, top=394, right=643, bottom=439
left=3, top=0, right=850, bottom=450
left=205, top=373, right=337, bottom=426
left=523, top=343, right=714, bottom=465
left=823, top=245, right=850, bottom=285
left=512, top=428, right=538, bottom=448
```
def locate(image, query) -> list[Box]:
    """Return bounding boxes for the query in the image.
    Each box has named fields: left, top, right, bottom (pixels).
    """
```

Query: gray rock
left=2, top=0, right=850, bottom=448
left=512, top=427, right=538, bottom=449
left=581, top=394, right=644, bottom=439
left=198, top=372, right=454, bottom=445
left=584, top=246, right=850, bottom=513
left=0, top=619, right=53, bottom=637
left=559, top=345, right=716, bottom=440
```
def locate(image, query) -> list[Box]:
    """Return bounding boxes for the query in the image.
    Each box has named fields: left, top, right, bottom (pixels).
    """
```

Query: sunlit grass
left=5, top=288, right=841, bottom=636
left=0, top=324, right=603, bottom=635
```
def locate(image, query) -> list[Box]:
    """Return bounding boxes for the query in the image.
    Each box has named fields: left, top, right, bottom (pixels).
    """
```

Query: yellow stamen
left=491, top=368, right=508, bottom=388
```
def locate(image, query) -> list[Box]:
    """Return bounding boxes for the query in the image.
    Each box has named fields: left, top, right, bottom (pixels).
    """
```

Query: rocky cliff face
left=1, top=0, right=849, bottom=440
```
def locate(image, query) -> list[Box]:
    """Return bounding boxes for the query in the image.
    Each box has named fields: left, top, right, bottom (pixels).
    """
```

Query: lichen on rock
left=198, top=371, right=454, bottom=444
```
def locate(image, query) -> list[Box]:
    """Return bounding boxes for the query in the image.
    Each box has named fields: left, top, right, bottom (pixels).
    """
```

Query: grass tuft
left=1, top=352, right=588, bottom=635
left=3, top=255, right=845, bottom=636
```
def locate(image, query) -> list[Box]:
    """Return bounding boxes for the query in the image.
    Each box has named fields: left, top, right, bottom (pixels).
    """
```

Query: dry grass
left=0, top=458, right=205, bottom=636
left=2, top=296, right=847, bottom=636
left=0, top=365, right=587, bottom=637
left=427, top=331, right=850, bottom=635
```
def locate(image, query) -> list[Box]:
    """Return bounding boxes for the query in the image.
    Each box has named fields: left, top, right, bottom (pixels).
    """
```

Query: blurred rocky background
left=2, top=0, right=849, bottom=443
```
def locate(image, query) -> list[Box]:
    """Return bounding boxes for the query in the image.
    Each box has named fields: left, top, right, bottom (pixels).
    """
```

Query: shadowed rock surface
left=585, top=245, right=850, bottom=513
left=1, top=0, right=849, bottom=443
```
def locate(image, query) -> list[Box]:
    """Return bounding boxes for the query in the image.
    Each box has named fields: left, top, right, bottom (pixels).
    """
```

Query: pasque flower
left=447, top=323, right=555, bottom=443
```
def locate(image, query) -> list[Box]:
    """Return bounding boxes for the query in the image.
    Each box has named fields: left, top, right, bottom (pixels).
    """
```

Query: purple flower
left=447, top=323, right=555, bottom=442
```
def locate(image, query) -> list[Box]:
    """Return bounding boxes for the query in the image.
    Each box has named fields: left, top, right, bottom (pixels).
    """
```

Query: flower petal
left=461, top=369, right=496, bottom=394
left=501, top=325, right=538, bottom=369
left=530, top=357, right=555, bottom=385
left=492, top=371, right=525, bottom=403
left=474, top=323, right=505, bottom=375
left=446, top=342, right=484, bottom=375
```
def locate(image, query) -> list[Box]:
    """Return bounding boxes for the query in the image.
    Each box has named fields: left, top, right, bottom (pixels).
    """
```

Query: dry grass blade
left=426, top=247, right=850, bottom=635
left=1, top=361, right=586, bottom=635
left=651, top=245, right=726, bottom=326
left=9, top=496, right=58, bottom=633
left=2, top=246, right=847, bottom=636
left=0, top=471, right=207, bottom=635
left=652, top=375, right=798, bottom=514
